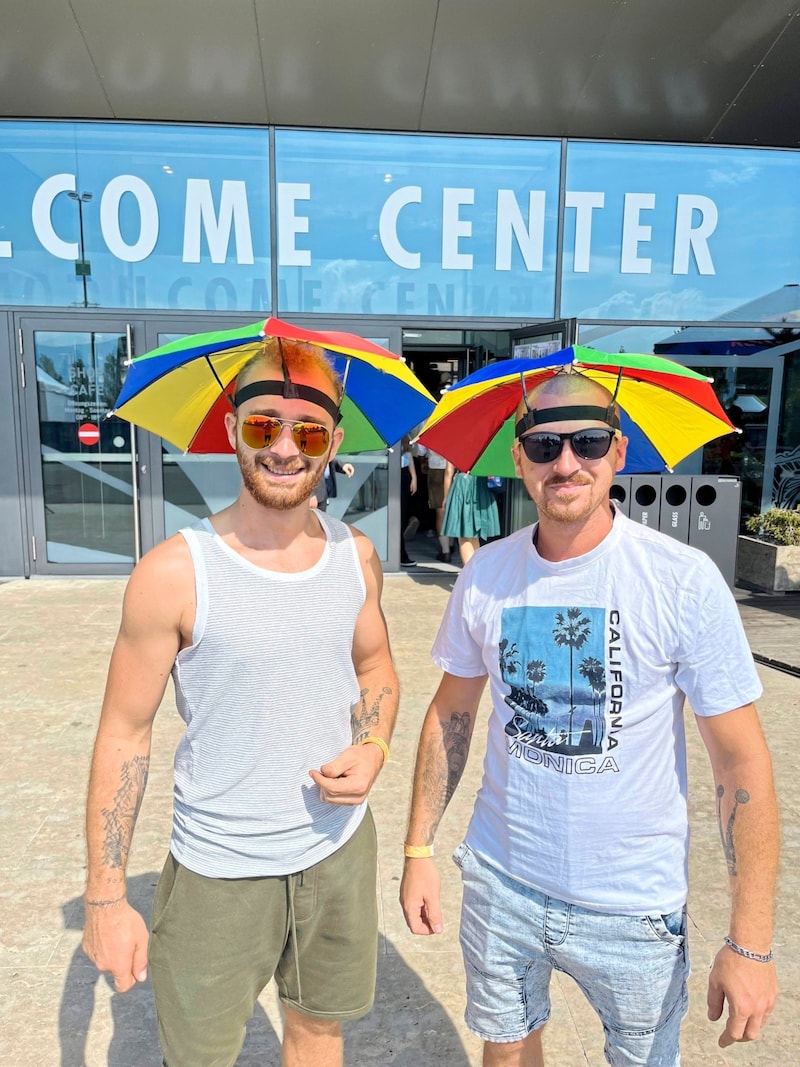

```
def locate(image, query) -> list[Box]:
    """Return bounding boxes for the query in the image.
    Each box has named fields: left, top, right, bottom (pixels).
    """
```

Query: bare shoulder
left=120, top=532, right=195, bottom=643
left=349, top=526, right=383, bottom=595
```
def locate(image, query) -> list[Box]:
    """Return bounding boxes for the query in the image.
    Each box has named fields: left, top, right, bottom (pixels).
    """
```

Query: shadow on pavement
left=60, top=874, right=472, bottom=1067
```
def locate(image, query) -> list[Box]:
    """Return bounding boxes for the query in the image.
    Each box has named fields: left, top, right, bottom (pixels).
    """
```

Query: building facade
left=2, top=120, right=799, bottom=577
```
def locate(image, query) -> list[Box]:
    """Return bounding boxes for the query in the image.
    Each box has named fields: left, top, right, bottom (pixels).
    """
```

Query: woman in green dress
left=441, top=461, right=500, bottom=565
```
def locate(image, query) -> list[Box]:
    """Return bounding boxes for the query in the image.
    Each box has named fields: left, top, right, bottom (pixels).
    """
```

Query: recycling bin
left=688, top=476, right=741, bottom=586
left=658, top=476, right=693, bottom=544
left=628, top=476, right=661, bottom=530
left=609, top=476, right=632, bottom=516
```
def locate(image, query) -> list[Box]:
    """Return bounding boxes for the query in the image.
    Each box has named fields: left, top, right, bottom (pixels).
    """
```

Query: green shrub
left=745, top=507, right=800, bottom=546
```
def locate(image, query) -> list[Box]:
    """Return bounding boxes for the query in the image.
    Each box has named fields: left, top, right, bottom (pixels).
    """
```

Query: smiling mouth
left=262, top=464, right=306, bottom=478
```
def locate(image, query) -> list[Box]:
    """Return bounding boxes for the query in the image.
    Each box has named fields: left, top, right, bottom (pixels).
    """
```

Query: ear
left=614, top=435, right=628, bottom=472
left=224, top=410, right=238, bottom=451
left=328, top=425, right=345, bottom=462
left=511, top=441, right=524, bottom=479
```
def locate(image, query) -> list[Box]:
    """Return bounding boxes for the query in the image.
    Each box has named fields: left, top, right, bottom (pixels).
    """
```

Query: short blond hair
left=237, top=337, right=343, bottom=405
left=516, top=371, right=617, bottom=423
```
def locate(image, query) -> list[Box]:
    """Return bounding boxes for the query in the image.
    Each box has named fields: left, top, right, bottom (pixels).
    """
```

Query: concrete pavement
left=0, top=572, right=798, bottom=1066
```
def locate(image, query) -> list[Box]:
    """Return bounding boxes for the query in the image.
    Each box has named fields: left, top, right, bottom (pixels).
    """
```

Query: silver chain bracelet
left=723, top=936, right=774, bottom=963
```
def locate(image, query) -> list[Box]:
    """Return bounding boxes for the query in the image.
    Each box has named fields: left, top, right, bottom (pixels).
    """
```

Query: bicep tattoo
left=717, top=784, right=750, bottom=877
left=100, top=755, right=150, bottom=869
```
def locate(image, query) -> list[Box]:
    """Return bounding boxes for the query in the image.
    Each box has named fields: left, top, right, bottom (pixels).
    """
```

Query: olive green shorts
left=148, top=808, right=377, bottom=1067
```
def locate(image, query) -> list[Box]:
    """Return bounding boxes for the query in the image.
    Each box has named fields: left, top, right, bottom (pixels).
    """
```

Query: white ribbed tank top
left=169, top=512, right=367, bottom=877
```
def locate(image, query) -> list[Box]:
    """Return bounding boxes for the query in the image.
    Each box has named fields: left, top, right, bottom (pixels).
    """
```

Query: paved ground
left=0, top=570, right=798, bottom=1067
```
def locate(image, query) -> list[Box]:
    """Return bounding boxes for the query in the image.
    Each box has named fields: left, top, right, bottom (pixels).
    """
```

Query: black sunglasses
left=519, top=428, right=617, bottom=464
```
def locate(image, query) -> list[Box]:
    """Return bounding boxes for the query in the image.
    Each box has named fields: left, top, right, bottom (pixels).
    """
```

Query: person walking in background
left=400, top=434, right=418, bottom=567
left=401, top=371, right=778, bottom=1065
left=425, top=446, right=452, bottom=561
left=441, top=461, right=500, bottom=566
left=311, top=457, right=356, bottom=512
left=82, top=336, right=398, bottom=1067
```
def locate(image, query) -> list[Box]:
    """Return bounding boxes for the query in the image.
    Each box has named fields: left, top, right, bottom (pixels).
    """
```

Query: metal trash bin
left=629, top=476, right=661, bottom=530
left=609, top=476, right=632, bottom=515
left=658, top=476, right=693, bottom=544
left=688, top=476, right=741, bottom=586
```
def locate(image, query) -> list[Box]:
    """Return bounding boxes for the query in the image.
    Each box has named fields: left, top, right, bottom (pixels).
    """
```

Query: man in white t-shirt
left=400, top=372, right=779, bottom=1066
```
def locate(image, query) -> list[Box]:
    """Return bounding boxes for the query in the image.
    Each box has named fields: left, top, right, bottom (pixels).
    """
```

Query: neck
left=214, top=491, right=321, bottom=551
left=534, top=506, right=614, bottom=562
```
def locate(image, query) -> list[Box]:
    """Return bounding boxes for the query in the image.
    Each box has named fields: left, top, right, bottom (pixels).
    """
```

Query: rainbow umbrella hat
left=417, top=346, right=736, bottom=478
left=111, top=317, right=436, bottom=453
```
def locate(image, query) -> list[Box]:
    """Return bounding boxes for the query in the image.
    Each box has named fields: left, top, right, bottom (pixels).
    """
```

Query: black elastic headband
left=233, top=379, right=342, bottom=423
left=515, top=404, right=620, bottom=439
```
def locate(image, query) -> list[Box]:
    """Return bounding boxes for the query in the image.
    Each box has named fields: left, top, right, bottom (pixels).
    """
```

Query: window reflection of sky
left=562, top=142, right=800, bottom=322
left=1, top=123, right=800, bottom=322
left=275, top=129, right=561, bottom=318
left=0, top=121, right=270, bottom=311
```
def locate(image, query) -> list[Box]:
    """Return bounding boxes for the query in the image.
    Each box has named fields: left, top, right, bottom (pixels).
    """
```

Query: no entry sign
left=77, top=422, right=100, bottom=447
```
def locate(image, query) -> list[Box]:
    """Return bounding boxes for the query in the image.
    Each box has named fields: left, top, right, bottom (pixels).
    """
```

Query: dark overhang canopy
left=1, top=0, right=798, bottom=148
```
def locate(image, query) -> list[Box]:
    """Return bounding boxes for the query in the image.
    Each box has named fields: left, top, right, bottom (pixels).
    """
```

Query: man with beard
left=82, top=337, right=398, bottom=1067
left=400, top=372, right=778, bottom=1066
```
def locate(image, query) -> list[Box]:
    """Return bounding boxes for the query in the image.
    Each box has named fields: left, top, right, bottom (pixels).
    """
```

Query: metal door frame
left=16, top=312, right=149, bottom=575
left=677, top=350, right=784, bottom=515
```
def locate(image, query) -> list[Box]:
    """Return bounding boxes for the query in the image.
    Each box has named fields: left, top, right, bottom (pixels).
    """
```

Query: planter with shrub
left=736, top=507, right=800, bottom=593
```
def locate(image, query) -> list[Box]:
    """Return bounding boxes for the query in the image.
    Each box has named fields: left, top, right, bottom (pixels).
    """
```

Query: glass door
left=18, top=317, right=146, bottom=574
left=674, top=352, right=784, bottom=527
left=505, top=320, right=577, bottom=533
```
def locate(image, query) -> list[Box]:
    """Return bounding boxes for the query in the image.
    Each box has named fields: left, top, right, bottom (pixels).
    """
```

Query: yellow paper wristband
left=360, top=736, right=389, bottom=764
left=404, top=843, right=434, bottom=858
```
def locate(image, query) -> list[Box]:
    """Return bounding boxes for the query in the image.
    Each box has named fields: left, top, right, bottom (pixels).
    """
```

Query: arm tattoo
left=351, top=686, right=393, bottom=744
left=716, top=784, right=750, bottom=877
left=418, top=712, right=471, bottom=844
left=100, top=755, right=150, bottom=869
left=84, top=896, right=126, bottom=908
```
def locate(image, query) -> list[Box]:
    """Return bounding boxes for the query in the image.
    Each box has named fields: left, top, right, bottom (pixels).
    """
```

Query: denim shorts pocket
left=452, top=841, right=471, bottom=870
left=645, top=905, right=686, bottom=945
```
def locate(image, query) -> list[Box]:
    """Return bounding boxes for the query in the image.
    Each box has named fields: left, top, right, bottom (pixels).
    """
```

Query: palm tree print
left=552, top=608, right=591, bottom=744
left=578, top=656, right=606, bottom=746
left=525, top=659, right=546, bottom=697
left=498, top=637, right=520, bottom=677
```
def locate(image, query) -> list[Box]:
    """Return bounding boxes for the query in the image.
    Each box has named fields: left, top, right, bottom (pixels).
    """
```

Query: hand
left=400, top=857, right=443, bottom=935
left=309, top=742, right=385, bottom=805
left=410, top=475, right=418, bottom=495
left=342, top=463, right=355, bottom=478
left=707, top=944, right=777, bottom=1046
left=82, top=898, right=150, bottom=993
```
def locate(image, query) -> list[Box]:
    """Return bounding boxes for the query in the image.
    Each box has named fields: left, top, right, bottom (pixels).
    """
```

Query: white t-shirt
left=432, top=510, right=762, bottom=914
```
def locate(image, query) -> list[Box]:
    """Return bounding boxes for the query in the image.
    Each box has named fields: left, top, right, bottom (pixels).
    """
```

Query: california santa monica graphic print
left=500, top=605, right=622, bottom=774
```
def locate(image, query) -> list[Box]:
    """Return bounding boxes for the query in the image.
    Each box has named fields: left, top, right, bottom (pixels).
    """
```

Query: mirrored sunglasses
left=240, top=415, right=331, bottom=457
left=520, top=428, right=616, bottom=464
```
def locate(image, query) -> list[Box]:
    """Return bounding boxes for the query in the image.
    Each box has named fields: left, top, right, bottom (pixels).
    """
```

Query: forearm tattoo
left=100, top=756, right=149, bottom=869
left=419, top=712, right=471, bottom=844
left=351, top=686, right=393, bottom=744
left=717, top=784, right=750, bottom=877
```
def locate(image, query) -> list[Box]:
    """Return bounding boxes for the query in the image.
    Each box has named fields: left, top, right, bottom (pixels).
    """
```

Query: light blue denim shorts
left=454, top=842, right=689, bottom=1066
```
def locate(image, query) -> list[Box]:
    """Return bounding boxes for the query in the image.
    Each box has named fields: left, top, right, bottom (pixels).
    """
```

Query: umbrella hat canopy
left=112, top=317, right=435, bottom=453
left=417, top=346, right=736, bottom=477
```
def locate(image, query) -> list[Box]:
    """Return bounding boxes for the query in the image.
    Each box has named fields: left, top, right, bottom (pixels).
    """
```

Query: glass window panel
left=562, top=142, right=800, bottom=322
left=275, top=129, right=560, bottom=318
left=0, top=121, right=270, bottom=311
